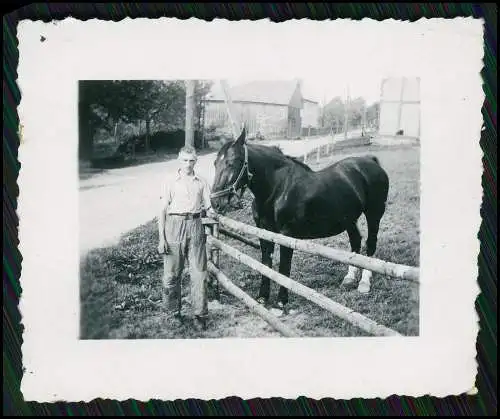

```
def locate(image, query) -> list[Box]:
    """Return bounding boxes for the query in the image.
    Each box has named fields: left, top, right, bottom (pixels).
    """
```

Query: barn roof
left=207, top=80, right=317, bottom=106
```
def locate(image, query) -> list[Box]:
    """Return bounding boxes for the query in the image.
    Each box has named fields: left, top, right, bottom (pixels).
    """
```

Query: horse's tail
left=369, top=155, right=389, bottom=203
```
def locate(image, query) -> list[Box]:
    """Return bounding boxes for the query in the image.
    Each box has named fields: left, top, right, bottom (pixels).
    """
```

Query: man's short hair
left=178, top=145, right=197, bottom=159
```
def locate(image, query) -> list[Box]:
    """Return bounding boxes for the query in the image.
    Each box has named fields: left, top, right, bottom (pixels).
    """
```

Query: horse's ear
left=234, top=125, right=246, bottom=146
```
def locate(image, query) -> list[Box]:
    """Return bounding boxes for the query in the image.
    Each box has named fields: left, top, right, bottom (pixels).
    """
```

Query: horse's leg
left=276, top=245, right=293, bottom=313
left=257, top=238, right=275, bottom=305
left=226, top=193, right=233, bottom=208
left=253, top=202, right=274, bottom=305
left=341, top=224, right=362, bottom=287
left=235, top=187, right=245, bottom=209
left=358, top=209, right=384, bottom=294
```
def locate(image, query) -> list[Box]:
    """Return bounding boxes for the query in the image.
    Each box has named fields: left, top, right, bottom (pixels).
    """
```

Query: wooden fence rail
left=208, top=236, right=402, bottom=337
left=219, top=226, right=261, bottom=250
left=301, top=132, right=374, bottom=164
left=207, top=262, right=302, bottom=338
left=215, top=215, right=420, bottom=283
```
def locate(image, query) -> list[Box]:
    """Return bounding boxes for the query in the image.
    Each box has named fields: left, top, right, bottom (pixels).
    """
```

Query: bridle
left=210, top=144, right=254, bottom=200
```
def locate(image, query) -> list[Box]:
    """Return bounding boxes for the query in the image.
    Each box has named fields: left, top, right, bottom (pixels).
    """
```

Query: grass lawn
left=80, top=143, right=420, bottom=339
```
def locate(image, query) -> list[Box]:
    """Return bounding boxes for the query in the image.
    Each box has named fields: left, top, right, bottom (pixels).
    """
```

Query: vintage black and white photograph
left=18, top=17, right=484, bottom=402
left=79, top=77, right=421, bottom=339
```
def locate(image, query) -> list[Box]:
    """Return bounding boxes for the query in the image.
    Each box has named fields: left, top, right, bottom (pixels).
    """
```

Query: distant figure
left=157, top=145, right=218, bottom=332
left=396, top=129, right=404, bottom=136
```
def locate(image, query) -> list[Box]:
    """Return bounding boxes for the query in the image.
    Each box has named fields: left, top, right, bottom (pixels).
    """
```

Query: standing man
left=157, top=145, right=217, bottom=331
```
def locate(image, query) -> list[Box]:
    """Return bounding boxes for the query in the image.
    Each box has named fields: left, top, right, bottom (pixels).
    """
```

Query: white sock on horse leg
left=358, top=269, right=372, bottom=293
left=342, top=265, right=359, bottom=285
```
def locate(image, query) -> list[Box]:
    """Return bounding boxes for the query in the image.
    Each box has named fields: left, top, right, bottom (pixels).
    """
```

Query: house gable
left=288, top=82, right=303, bottom=109
left=207, top=80, right=301, bottom=106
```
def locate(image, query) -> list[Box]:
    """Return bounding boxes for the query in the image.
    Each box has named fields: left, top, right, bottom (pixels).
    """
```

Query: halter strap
left=210, top=144, right=253, bottom=199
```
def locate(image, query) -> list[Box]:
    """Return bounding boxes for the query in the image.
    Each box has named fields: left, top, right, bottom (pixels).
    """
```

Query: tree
left=97, top=80, right=186, bottom=152
left=156, top=81, right=186, bottom=131
left=321, top=97, right=345, bottom=132
left=348, top=97, right=367, bottom=129
left=366, top=102, right=380, bottom=129
left=78, top=79, right=191, bottom=159
left=78, top=81, right=93, bottom=160
left=78, top=80, right=124, bottom=159
left=119, top=80, right=184, bottom=152
left=320, top=96, right=372, bottom=134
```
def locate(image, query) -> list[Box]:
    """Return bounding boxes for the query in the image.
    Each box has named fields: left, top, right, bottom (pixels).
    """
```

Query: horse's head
left=210, top=126, right=252, bottom=213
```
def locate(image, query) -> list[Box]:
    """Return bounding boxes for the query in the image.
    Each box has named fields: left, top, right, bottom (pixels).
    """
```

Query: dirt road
left=79, top=136, right=336, bottom=255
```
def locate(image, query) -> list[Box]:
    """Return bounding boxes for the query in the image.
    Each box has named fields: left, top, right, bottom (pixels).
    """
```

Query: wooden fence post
left=212, top=222, right=220, bottom=265
left=213, top=221, right=220, bottom=301
left=203, top=218, right=221, bottom=301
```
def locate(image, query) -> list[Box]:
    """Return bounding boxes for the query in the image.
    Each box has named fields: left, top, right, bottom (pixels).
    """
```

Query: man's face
left=179, top=151, right=196, bottom=174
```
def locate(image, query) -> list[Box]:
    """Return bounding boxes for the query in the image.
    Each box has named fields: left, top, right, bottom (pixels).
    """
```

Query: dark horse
left=210, top=127, right=389, bottom=312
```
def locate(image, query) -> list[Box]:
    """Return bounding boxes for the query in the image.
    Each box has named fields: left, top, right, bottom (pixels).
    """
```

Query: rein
left=210, top=144, right=254, bottom=200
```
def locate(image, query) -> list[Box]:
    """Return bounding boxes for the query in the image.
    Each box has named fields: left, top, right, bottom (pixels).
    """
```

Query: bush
left=116, top=129, right=203, bottom=155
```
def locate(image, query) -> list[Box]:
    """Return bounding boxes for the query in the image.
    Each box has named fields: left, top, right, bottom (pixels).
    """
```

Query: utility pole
left=220, top=79, right=241, bottom=139
left=344, top=85, right=350, bottom=140
left=322, top=93, right=326, bottom=131
left=397, top=77, right=406, bottom=135
left=185, top=80, right=196, bottom=147
left=200, top=99, right=206, bottom=149
left=362, top=104, right=367, bottom=136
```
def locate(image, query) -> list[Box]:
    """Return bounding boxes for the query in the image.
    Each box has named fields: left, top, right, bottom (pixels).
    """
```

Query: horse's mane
left=220, top=141, right=313, bottom=172
left=265, top=145, right=313, bottom=172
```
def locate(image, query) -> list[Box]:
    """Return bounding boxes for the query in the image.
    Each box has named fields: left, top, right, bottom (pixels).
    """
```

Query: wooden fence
left=300, top=134, right=373, bottom=165
left=216, top=216, right=419, bottom=283
left=203, top=215, right=420, bottom=339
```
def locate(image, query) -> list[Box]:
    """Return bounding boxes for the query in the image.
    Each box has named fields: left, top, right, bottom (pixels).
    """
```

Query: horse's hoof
left=357, top=283, right=370, bottom=294
left=341, top=276, right=357, bottom=288
left=270, top=307, right=284, bottom=317
left=257, top=297, right=267, bottom=305
left=274, top=302, right=289, bottom=315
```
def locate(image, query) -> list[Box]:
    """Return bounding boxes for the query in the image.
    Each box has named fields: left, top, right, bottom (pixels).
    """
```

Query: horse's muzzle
left=210, top=186, right=235, bottom=200
left=211, top=188, right=237, bottom=214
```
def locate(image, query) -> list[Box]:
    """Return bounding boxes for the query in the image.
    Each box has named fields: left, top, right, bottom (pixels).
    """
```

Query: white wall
left=301, top=100, right=320, bottom=128
left=379, top=77, right=420, bottom=138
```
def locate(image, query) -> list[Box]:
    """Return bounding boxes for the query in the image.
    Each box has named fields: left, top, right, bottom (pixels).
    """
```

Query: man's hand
left=207, top=208, right=219, bottom=220
left=158, top=240, right=168, bottom=254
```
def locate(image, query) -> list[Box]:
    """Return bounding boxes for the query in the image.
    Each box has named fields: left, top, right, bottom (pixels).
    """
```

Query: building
left=378, top=77, right=421, bottom=141
left=203, top=80, right=319, bottom=139
left=302, top=98, right=320, bottom=130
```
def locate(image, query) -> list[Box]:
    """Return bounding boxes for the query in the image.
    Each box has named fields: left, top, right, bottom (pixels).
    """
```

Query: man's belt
left=168, top=212, right=202, bottom=220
